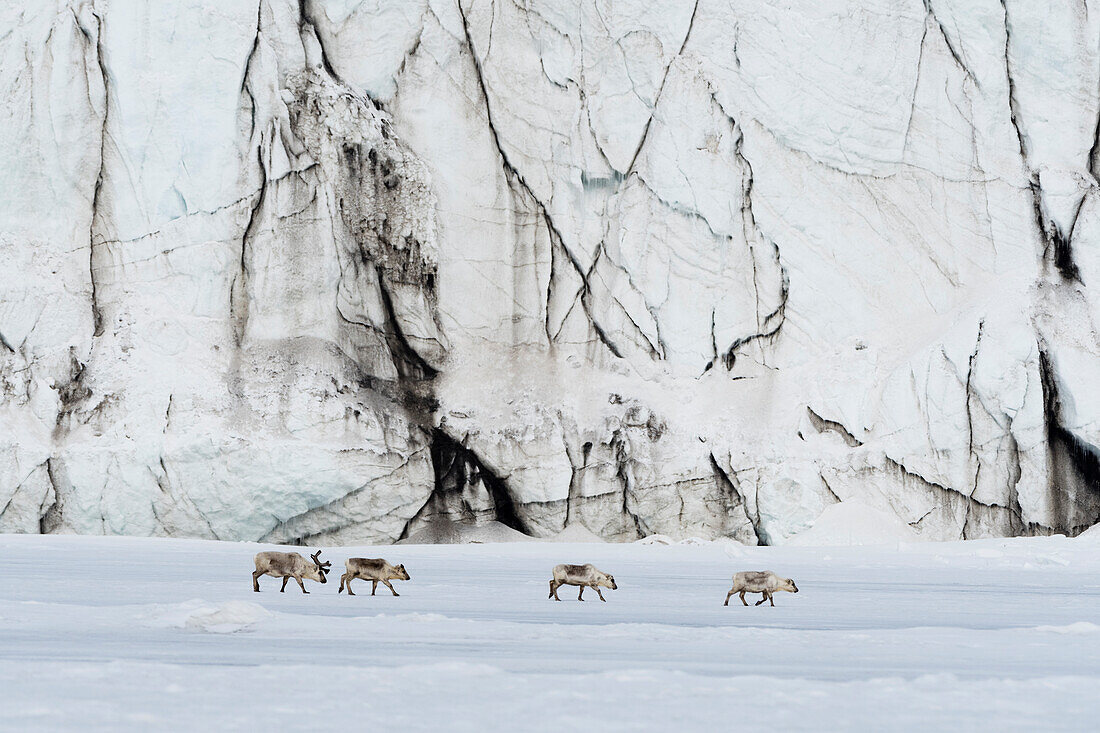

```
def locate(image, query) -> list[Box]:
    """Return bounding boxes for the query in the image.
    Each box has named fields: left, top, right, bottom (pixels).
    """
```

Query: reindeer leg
left=578, top=586, right=585, bottom=601
left=768, top=591, right=775, bottom=607
left=548, top=580, right=555, bottom=599
left=280, top=576, right=290, bottom=593
left=755, top=593, right=768, bottom=606
left=723, top=589, right=735, bottom=606
left=740, top=590, right=748, bottom=606
left=338, top=573, right=345, bottom=593
left=297, top=576, right=309, bottom=594
left=550, top=580, right=561, bottom=600
left=371, top=580, right=378, bottom=596
left=383, top=579, right=399, bottom=597
left=253, top=570, right=264, bottom=592
left=346, top=576, right=356, bottom=596
left=595, top=587, right=606, bottom=602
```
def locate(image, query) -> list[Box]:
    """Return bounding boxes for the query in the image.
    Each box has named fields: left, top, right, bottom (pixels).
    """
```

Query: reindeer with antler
left=252, top=550, right=332, bottom=593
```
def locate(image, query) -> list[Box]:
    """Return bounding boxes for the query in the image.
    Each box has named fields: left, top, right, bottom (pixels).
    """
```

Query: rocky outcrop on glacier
left=2, top=0, right=1099, bottom=544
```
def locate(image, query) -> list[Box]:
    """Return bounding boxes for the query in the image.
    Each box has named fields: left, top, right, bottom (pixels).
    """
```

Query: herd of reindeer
left=251, top=550, right=801, bottom=607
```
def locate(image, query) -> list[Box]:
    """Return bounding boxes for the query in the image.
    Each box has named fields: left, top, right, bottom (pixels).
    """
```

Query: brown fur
left=338, top=558, right=411, bottom=596
left=548, top=563, right=617, bottom=602
left=723, top=570, right=798, bottom=607
left=252, top=550, right=331, bottom=593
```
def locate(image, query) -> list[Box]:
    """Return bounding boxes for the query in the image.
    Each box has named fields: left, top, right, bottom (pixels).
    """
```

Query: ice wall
left=2, top=0, right=1099, bottom=544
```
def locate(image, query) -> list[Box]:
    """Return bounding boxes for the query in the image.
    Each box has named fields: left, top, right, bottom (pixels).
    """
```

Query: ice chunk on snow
left=143, top=600, right=271, bottom=634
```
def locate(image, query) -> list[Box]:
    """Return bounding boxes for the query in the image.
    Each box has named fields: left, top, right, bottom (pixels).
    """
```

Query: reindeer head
left=781, top=578, right=798, bottom=593
left=602, top=574, right=617, bottom=590
left=396, top=564, right=410, bottom=581
left=310, top=550, right=332, bottom=584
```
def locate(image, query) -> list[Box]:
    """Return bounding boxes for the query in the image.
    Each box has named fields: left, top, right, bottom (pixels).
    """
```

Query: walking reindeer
left=252, top=550, right=332, bottom=593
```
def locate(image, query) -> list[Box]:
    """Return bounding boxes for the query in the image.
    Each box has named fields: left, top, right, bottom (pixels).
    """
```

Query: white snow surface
left=2, top=534, right=1100, bottom=731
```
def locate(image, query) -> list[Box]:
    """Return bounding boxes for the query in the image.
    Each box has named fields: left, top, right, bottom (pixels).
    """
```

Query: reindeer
left=548, top=563, right=617, bottom=601
left=338, top=558, right=410, bottom=596
left=723, top=571, right=798, bottom=607
left=252, top=550, right=331, bottom=593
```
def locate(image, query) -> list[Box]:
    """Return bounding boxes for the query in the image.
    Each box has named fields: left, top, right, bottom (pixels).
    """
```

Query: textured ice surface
left=2, top=0, right=1100, bottom=543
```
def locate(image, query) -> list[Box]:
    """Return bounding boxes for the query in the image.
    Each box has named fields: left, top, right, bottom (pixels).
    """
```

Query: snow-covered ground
left=2, top=532, right=1100, bottom=731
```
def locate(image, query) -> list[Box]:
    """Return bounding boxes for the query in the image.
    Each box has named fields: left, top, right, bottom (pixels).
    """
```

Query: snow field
left=2, top=533, right=1100, bottom=731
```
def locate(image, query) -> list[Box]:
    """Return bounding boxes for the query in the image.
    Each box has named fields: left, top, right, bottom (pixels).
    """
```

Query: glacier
left=2, top=0, right=1100, bottom=544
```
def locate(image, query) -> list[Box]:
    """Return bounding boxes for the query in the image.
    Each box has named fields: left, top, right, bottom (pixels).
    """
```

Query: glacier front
left=2, top=0, right=1099, bottom=544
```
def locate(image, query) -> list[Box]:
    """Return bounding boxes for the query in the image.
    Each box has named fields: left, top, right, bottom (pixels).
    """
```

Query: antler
left=310, top=550, right=332, bottom=569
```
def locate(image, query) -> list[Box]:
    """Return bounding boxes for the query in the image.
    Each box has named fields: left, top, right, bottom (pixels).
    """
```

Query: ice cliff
left=2, top=0, right=1100, bottom=544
